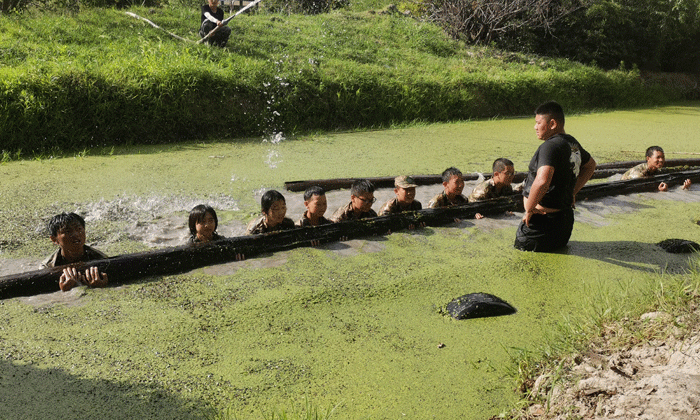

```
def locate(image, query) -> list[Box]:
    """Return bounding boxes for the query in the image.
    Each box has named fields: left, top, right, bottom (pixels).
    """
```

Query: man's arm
left=522, top=165, right=554, bottom=227
left=573, top=157, right=597, bottom=204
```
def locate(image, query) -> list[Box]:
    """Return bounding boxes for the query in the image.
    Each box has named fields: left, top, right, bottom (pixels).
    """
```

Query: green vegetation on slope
left=0, top=6, right=681, bottom=155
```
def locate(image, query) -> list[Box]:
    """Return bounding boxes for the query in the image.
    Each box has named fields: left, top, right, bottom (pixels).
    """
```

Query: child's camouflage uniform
left=377, top=198, right=422, bottom=216
left=428, top=191, right=468, bottom=208
left=330, top=202, right=377, bottom=222
left=246, top=216, right=295, bottom=235
left=296, top=213, right=332, bottom=227
left=621, top=163, right=658, bottom=180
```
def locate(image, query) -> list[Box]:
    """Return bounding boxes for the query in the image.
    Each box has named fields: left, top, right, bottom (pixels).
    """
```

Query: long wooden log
left=1, top=168, right=698, bottom=300
left=284, top=159, right=700, bottom=192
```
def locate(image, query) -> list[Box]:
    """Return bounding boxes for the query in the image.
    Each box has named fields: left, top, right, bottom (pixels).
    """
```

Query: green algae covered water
left=1, top=104, right=699, bottom=419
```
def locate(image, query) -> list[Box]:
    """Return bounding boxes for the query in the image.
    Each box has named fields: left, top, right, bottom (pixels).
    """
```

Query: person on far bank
left=621, top=146, right=692, bottom=191
left=330, top=179, right=378, bottom=222
left=469, top=157, right=521, bottom=219
left=42, top=212, right=109, bottom=292
left=514, top=101, right=597, bottom=252
left=246, top=190, right=296, bottom=235
left=199, top=0, right=231, bottom=48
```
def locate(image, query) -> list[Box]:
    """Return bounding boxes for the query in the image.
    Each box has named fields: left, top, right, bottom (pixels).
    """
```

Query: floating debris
left=657, top=239, right=700, bottom=254
left=446, top=293, right=516, bottom=320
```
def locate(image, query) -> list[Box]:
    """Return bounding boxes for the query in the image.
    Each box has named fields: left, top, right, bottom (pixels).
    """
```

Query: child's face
left=647, top=151, right=665, bottom=171
left=492, top=165, right=515, bottom=187
left=208, top=0, right=219, bottom=8
left=265, top=200, right=287, bottom=227
left=195, top=211, right=216, bottom=241
left=50, top=221, right=86, bottom=256
left=395, top=187, right=416, bottom=204
left=443, top=175, right=464, bottom=197
left=305, top=194, right=327, bottom=216
left=351, top=192, right=375, bottom=212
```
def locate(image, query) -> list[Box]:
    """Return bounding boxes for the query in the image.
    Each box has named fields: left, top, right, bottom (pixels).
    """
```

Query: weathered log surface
left=284, top=159, right=700, bottom=192
left=2, top=168, right=699, bottom=300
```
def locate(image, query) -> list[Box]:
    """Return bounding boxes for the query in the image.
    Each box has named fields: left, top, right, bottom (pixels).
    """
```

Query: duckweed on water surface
left=1, top=105, right=699, bottom=419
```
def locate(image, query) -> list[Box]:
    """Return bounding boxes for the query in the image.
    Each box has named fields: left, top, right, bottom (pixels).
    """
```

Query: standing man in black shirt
left=514, top=101, right=597, bottom=252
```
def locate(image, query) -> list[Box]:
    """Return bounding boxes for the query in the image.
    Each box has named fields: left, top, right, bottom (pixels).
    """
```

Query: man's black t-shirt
left=522, top=133, right=592, bottom=210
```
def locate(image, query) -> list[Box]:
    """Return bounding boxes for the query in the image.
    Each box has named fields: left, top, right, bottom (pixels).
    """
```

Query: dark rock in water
left=446, top=293, right=516, bottom=320
left=657, top=239, right=700, bottom=254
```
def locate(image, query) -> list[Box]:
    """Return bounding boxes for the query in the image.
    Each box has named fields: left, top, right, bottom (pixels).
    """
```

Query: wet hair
left=441, top=167, right=462, bottom=183
left=303, top=186, right=326, bottom=202
left=47, top=212, right=85, bottom=237
left=535, top=101, right=565, bottom=126
left=350, top=179, right=375, bottom=196
left=646, top=146, right=664, bottom=158
left=189, top=204, right=218, bottom=236
left=261, top=190, right=286, bottom=214
left=492, top=158, right=514, bottom=173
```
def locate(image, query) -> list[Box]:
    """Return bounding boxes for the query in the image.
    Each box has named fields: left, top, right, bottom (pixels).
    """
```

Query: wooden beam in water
left=1, top=168, right=699, bottom=300
left=284, top=159, right=700, bottom=192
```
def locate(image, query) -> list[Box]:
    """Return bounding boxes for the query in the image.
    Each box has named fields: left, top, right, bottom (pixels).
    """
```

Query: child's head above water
left=350, top=179, right=376, bottom=212
left=645, top=145, right=665, bottom=171
left=441, top=167, right=464, bottom=197
left=491, top=158, right=515, bottom=187
left=261, top=190, right=288, bottom=227
left=303, top=186, right=327, bottom=217
left=394, top=175, right=418, bottom=204
left=48, top=212, right=85, bottom=238
left=47, top=212, right=88, bottom=261
left=189, top=204, right=218, bottom=241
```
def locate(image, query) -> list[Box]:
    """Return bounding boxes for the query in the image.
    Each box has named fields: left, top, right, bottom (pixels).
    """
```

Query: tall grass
left=0, top=6, right=682, bottom=156
left=505, top=256, right=700, bottom=418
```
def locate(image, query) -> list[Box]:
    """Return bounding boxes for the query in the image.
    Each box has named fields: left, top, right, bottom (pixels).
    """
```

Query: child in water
left=428, top=167, right=468, bottom=208
left=188, top=204, right=224, bottom=243
left=42, top=212, right=109, bottom=292
left=246, top=190, right=296, bottom=235
left=297, top=186, right=331, bottom=227
left=189, top=204, right=244, bottom=260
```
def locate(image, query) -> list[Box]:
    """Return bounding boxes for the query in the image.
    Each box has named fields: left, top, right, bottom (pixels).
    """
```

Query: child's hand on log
left=84, top=266, right=108, bottom=288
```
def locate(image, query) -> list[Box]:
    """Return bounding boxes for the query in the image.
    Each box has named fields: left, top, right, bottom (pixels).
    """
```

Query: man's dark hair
left=646, top=145, right=664, bottom=158
left=261, top=190, right=286, bottom=214
left=350, top=179, right=375, bottom=196
left=303, top=186, right=326, bottom=202
left=535, top=101, right=565, bottom=126
left=47, top=212, right=85, bottom=237
left=492, top=158, right=514, bottom=173
left=441, top=167, right=462, bottom=183
left=189, top=204, right=218, bottom=236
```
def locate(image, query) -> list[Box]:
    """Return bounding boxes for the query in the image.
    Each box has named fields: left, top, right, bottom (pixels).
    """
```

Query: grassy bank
left=506, top=259, right=700, bottom=419
left=0, top=6, right=684, bottom=155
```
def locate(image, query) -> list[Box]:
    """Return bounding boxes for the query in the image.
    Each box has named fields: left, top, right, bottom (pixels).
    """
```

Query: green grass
left=0, top=6, right=680, bottom=155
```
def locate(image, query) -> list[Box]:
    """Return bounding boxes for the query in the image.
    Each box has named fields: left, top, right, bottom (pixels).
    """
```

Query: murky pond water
left=1, top=104, right=699, bottom=419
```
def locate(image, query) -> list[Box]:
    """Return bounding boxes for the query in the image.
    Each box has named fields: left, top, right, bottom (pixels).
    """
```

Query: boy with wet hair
left=42, top=212, right=109, bottom=292
left=621, top=146, right=691, bottom=191
left=330, top=179, right=378, bottom=222
left=469, top=158, right=521, bottom=219
left=246, top=190, right=296, bottom=234
left=378, top=175, right=423, bottom=215
left=297, top=186, right=331, bottom=227
left=428, top=167, right=468, bottom=208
